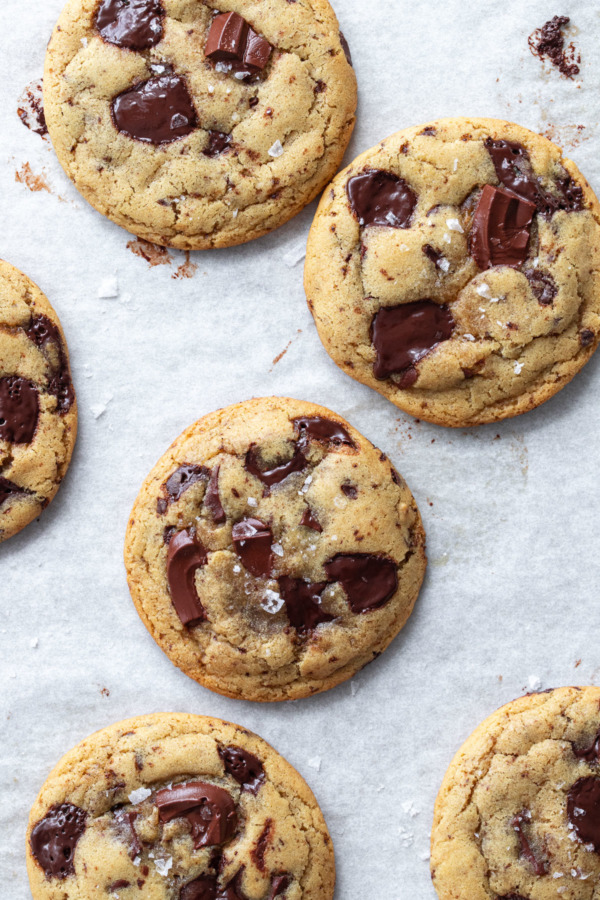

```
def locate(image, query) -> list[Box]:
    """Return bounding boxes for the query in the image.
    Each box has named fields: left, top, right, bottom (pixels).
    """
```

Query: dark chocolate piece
left=0, top=476, right=27, bottom=507
left=0, top=376, right=39, bottom=443
left=341, top=482, right=357, bottom=499
left=422, top=244, right=446, bottom=270
left=219, top=745, right=265, bottom=794
left=155, top=782, right=237, bottom=849
left=112, top=75, right=197, bottom=144
left=166, top=529, right=208, bottom=626
left=109, top=882, right=131, bottom=892
left=114, top=809, right=142, bottom=859
left=346, top=170, right=417, bottom=228
left=204, top=130, right=233, bottom=158
left=528, top=16, right=580, bottom=79
left=371, top=300, right=454, bottom=380
left=216, top=871, right=246, bottom=900
left=300, top=508, right=322, bottom=532
left=567, top=776, right=600, bottom=851
left=232, top=518, right=273, bottom=577
left=269, top=876, right=291, bottom=899
left=339, top=31, right=352, bottom=66
left=160, top=464, right=209, bottom=511
left=96, top=0, right=164, bottom=50
left=470, top=184, right=535, bottom=269
left=245, top=444, right=307, bottom=487
left=580, top=329, right=595, bottom=347
left=251, top=819, right=272, bottom=872
left=205, top=466, right=226, bottom=524
left=485, top=138, right=584, bottom=217
left=181, top=876, right=218, bottom=900
left=205, top=12, right=271, bottom=76
left=324, top=554, right=397, bottom=613
left=572, top=729, right=600, bottom=763
left=510, top=811, right=547, bottom=875
left=525, top=269, right=557, bottom=305
left=30, top=804, right=87, bottom=879
left=26, top=315, right=74, bottom=413
left=278, top=576, right=334, bottom=632
left=293, top=416, right=356, bottom=448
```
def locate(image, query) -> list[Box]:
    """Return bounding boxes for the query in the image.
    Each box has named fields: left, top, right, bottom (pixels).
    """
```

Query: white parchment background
left=1, top=1, right=600, bottom=897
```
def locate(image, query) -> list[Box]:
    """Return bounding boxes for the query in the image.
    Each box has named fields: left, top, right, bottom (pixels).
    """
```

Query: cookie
left=26, top=712, right=335, bottom=900
left=0, top=261, right=77, bottom=542
left=431, top=686, right=600, bottom=900
left=43, top=0, right=357, bottom=249
left=124, top=397, right=426, bottom=702
left=304, top=117, right=600, bottom=426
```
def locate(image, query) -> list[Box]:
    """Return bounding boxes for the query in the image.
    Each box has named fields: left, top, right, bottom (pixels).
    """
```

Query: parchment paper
left=1, top=1, right=600, bottom=896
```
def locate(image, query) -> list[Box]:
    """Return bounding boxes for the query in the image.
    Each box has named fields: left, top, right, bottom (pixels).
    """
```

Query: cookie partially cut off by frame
left=304, top=117, right=600, bottom=426
left=43, top=0, right=357, bottom=249
left=431, top=686, right=600, bottom=900
left=124, top=397, right=426, bottom=702
left=26, top=712, right=335, bottom=900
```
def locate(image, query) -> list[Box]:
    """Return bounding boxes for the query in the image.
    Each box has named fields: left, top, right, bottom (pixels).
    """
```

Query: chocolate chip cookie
left=43, top=0, right=357, bottom=249
left=124, top=397, right=426, bottom=702
left=27, top=712, right=334, bottom=900
left=0, top=260, right=77, bottom=542
left=304, top=117, right=600, bottom=426
left=431, top=686, right=600, bottom=900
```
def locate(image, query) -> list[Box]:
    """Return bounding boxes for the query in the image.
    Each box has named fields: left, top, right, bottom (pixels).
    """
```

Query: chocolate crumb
left=528, top=16, right=580, bottom=79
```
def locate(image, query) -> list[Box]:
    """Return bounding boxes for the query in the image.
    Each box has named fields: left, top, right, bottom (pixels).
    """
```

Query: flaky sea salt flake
left=128, top=787, right=152, bottom=804
left=154, top=857, right=173, bottom=877
left=446, top=217, right=464, bottom=233
left=268, top=140, right=284, bottom=158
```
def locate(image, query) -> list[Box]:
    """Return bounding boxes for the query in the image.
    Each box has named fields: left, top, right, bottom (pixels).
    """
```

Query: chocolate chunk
left=112, top=75, right=197, bottom=144
left=0, top=377, right=39, bottom=443
left=219, top=745, right=265, bottom=794
left=109, top=882, right=131, bottom=892
left=181, top=876, right=218, bottom=900
left=324, top=554, right=397, bottom=613
left=293, top=416, right=356, bottom=448
left=341, top=482, right=358, bottom=499
left=419, top=126, right=437, bottom=136
left=572, top=729, right=600, bottom=763
left=155, top=782, right=237, bottom=849
left=485, top=138, right=584, bottom=217
left=217, top=871, right=246, bottom=900
left=245, top=445, right=307, bottom=487
left=166, top=529, right=208, bottom=626
left=567, top=776, right=600, bottom=851
left=371, top=300, right=454, bottom=380
left=232, top=518, right=273, bottom=577
left=205, top=466, right=226, bottom=524
left=96, top=0, right=164, bottom=50
left=26, top=315, right=74, bottom=413
left=30, top=804, right=87, bottom=879
left=470, top=184, right=535, bottom=269
left=269, top=876, right=291, bottom=899
left=346, top=170, right=417, bottom=228
left=278, top=576, right=335, bottom=632
left=339, top=31, right=352, bottom=66
left=205, top=12, right=271, bottom=75
left=204, top=130, right=233, bottom=158
left=422, top=244, right=446, bottom=270
left=114, top=809, right=142, bottom=858
left=528, top=16, right=580, bottom=79
left=525, top=269, right=557, bottom=305
left=580, top=329, right=595, bottom=347
left=251, top=819, right=272, bottom=872
left=0, top=476, right=27, bottom=506
left=159, top=464, right=209, bottom=512
left=300, top=508, right=322, bottom=532
left=510, top=811, right=547, bottom=875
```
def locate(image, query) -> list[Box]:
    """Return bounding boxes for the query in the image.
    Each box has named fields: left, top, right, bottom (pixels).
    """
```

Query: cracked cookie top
left=304, top=117, right=600, bottom=426
left=43, top=0, right=357, bottom=249
left=431, top=686, right=600, bottom=900
left=124, top=397, right=426, bottom=701
left=0, top=260, right=77, bottom=542
left=26, top=713, right=335, bottom=900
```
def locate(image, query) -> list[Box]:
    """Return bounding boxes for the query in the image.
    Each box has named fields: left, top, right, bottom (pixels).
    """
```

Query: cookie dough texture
left=0, top=261, right=77, bottom=542
left=431, top=686, right=600, bottom=900
left=44, top=0, right=357, bottom=249
left=27, top=712, right=334, bottom=900
left=124, top=397, right=426, bottom=702
left=304, top=117, right=600, bottom=426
